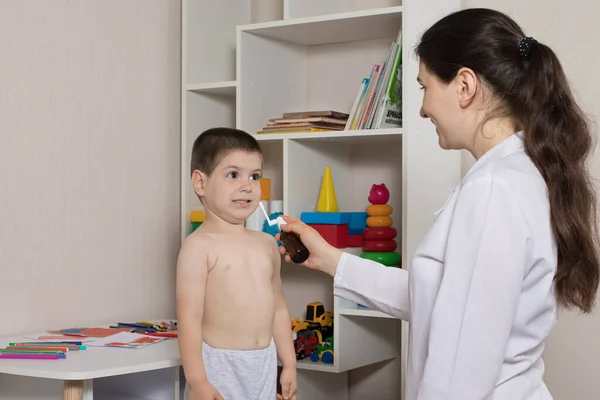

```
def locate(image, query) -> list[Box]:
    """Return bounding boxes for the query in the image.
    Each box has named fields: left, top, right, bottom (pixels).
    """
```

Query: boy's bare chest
left=207, top=240, right=273, bottom=280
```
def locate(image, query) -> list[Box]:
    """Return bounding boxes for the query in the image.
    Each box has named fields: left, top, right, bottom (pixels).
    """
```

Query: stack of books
left=345, top=30, right=403, bottom=130
left=257, top=110, right=348, bottom=134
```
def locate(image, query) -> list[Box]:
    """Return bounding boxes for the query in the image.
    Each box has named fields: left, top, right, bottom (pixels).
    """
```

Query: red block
left=348, top=234, right=364, bottom=248
left=309, top=224, right=349, bottom=248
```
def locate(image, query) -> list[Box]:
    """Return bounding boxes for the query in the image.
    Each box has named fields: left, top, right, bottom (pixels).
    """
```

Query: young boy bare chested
left=177, top=128, right=297, bottom=400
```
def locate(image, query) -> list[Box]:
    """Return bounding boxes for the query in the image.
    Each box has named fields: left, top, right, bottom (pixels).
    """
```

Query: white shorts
left=184, top=339, right=278, bottom=400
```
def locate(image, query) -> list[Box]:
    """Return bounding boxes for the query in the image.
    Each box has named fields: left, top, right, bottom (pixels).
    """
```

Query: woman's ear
left=455, top=67, right=479, bottom=109
left=192, top=170, right=207, bottom=197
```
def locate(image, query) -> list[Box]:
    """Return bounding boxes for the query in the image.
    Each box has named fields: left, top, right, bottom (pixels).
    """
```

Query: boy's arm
left=176, top=235, right=210, bottom=389
left=270, top=239, right=297, bottom=370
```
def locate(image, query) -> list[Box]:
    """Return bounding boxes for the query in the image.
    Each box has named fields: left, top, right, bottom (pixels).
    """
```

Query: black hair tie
left=519, top=36, right=537, bottom=60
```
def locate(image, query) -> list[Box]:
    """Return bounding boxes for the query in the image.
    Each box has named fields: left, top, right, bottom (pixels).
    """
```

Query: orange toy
left=366, top=216, right=393, bottom=228
left=366, top=204, right=393, bottom=216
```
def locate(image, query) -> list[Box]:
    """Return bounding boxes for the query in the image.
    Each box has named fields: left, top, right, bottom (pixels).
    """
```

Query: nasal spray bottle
left=259, top=203, right=310, bottom=264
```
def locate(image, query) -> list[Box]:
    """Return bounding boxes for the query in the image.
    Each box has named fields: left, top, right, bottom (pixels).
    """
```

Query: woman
left=277, top=8, right=600, bottom=400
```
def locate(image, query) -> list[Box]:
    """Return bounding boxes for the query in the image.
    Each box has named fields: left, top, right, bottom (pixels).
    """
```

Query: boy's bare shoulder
left=247, top=230, right=278, bottom=249
left=177, top=228, right=217, bottom=269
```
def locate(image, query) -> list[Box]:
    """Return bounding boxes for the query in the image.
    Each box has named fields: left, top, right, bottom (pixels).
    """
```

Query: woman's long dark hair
left=416, top=8, right=599, bottom=313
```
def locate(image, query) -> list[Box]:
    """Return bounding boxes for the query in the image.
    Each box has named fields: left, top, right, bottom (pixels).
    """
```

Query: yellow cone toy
left=316, top=165, right=339, bottom=212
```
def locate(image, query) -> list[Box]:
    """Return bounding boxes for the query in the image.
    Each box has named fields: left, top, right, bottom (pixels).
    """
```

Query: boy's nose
left=240, top=180, right=252, bottom=192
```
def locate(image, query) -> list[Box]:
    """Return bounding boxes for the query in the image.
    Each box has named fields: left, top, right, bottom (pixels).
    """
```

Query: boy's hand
left=189, top=380, right=224, bottom=400
left=277, top=367, right=297, bottom=400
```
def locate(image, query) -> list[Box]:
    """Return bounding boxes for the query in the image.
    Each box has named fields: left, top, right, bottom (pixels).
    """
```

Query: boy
left=177, top=127, right=297, bottom=400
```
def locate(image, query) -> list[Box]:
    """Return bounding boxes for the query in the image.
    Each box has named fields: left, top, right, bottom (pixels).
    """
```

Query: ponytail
left=516, top=41, right=599, bottom=313
left=416, top=8, right=600, bottom=313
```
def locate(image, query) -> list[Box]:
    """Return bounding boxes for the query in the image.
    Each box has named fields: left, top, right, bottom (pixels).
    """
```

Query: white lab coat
left=334, top=133, right=557, bottom=400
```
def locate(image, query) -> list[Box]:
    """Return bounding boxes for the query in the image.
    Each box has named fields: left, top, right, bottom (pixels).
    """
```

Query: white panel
left=296, top=369, right=348, bottom=399
left=239, top=7, right=402, bottom=46
left=238, top=32, right=307, bottom=135
left=286, top=0, right=402, bottom=19
left=336, top=314, right=398, bottom=372
left=184, top=0, right=250, bottom=84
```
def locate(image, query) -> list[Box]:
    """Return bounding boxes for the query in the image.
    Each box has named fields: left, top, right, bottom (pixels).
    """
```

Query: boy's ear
left=192, top=170, right=207, bottom=197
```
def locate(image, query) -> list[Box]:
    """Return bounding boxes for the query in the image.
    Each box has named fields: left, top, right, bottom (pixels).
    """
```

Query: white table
left=0, top=330, right=183, bottom=400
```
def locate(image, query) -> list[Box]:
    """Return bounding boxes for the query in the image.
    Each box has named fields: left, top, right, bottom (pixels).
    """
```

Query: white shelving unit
left=181, top=1, right=462, bottom=399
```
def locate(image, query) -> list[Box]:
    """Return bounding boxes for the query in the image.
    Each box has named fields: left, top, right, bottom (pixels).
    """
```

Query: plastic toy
left=190, top=210, right=206, bottom=232
left=291, top=302, right=334, bottom=343
left=310, top=337, right=334, bottom=364
left=366, top=215, right=393, bottom=227
left=348, top=212, right=367, bottom=235
left=301, top=211, right=350, bottom=225
left=363, top=227, right=397, bottom=240
left=316, top=165, right=339, bottom=212
left=348, top=234, right=364, bottom=247
left=360, top=251, right=401, bottom=266
left=260, top=178, right=271, bottom=200
left=366, top=204, right=393, bottom=216
left=294, top=330, right=318, bottom=360
left=362, top=239, right=397, bottom=252
left=367, top=183, right=390, bottom=204
left=360, top=183, right=401, bottom=267
left=308, top=224, right=349, bottom=248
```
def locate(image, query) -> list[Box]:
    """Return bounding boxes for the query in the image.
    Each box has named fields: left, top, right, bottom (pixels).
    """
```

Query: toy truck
left=291, top=302, right=334, bottom=342
left=294, top=329, right=318, bottom=360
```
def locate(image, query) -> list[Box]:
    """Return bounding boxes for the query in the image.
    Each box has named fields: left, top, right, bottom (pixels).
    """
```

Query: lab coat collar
left=463, top=131, right=525, bottom=181
left=434, top=131, right=525, bottom=220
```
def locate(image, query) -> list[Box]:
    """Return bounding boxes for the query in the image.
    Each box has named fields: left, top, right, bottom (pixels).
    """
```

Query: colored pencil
left=0, top=353, right=61, bottom=360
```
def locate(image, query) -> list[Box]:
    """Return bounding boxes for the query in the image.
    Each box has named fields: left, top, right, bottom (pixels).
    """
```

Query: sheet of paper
left=85, top=332, right=168, bottom=349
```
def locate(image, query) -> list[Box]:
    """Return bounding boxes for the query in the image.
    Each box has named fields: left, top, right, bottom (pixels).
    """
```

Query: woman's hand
left=275, top=215, right=342, bottom=277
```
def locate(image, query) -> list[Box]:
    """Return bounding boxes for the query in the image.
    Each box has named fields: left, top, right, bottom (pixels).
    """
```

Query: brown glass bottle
left=279, top=231, right=310, bottom=264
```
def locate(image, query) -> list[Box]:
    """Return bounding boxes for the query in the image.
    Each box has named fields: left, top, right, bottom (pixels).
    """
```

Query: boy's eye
left=251, top=174, right=261, bottom=181
left=227, top=171, right=238, bottom=179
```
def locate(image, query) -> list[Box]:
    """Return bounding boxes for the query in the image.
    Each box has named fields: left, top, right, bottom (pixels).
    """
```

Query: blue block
left=348, top=212, right=367, bottom=235
left=300, top=212, right=350, bottom=225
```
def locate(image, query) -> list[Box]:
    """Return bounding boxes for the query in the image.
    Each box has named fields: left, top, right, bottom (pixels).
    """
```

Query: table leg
left=63, top=380, right=84, bottom=400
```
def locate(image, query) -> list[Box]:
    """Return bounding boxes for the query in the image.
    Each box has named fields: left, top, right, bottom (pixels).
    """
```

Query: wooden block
left=308, top=223, right=349, bottom=248
left=348, top=234, right=364, bottom=248
left=301, top=212, right=350, bottom=225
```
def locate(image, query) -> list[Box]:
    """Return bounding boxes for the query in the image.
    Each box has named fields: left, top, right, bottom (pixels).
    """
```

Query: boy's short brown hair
left=190, top=127, right=263, bottom=176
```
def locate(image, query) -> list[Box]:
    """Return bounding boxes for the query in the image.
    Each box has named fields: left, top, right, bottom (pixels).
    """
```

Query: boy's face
left=193, top=150, right=263, bottom=226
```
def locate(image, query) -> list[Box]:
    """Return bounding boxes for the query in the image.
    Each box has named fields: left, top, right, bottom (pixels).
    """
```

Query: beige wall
left=460, top=1, right=600, bottom=399
left=0, top=1, right=182, bottom=335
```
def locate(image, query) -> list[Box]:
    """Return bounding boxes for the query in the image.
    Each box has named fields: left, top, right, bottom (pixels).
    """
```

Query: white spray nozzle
left=259, top=202, right=286, bottom=227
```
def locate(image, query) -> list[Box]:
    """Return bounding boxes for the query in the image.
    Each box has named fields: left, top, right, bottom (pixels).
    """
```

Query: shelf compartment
left=187, top=81, right=237, bottom=96
left=238, top=6, right=402, bottom=46
left=238, top=9, right=402, bottom=136
left=284, top=138, right=402, bottom=223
